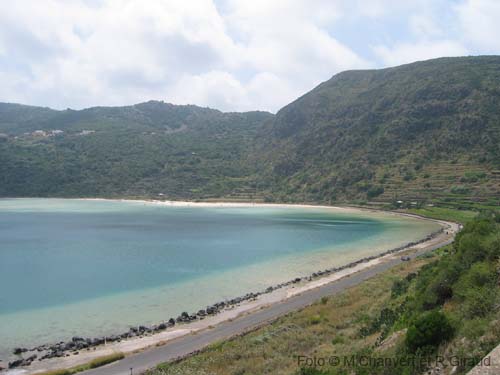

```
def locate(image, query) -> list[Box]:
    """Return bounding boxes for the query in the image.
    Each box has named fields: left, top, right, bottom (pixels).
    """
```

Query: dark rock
left=206, top=306, right=216, bottom=314
left=8, top=355, right=37, bottom=368
left=8, top=359, right=24, bottom=368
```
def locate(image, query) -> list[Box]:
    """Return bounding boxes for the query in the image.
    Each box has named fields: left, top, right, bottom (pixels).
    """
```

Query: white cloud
left=373, top=40, right=468, bottom=67
left=454, top=0, right=500, bottom=51
left=409, top=14, right=444, bottom=39
left=0, top=0, right=370, bottom=112
left=0, top=0, right=499, bottom=112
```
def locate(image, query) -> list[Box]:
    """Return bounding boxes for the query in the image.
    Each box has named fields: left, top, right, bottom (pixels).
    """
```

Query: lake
left=0, top=198, right=440, bottom=358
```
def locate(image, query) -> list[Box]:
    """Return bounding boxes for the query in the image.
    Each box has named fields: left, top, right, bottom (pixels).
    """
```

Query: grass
left=145, top=259, right=432, bottom=375
left=405, top=206, right=478, bottom=223
left=35, top=352, right=125, bottom=375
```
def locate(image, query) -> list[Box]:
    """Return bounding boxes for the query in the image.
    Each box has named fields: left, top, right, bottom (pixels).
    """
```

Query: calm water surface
left=0, top=199, right=440, bottom=357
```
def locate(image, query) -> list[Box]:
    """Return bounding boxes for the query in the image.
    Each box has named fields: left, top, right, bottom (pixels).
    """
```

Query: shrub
left=367, top=185, right=384, bottom=198
left=460, top=287, right=497, bottom=318
left=331, top=335, right=345, bottom=345
left=309, top=315, right=321, bottom=325
left=391, top=278, right=409, bottom=298
left=461, top=171, right=486, bottom=183
left=37, top=370, right=72, bottom=375
left=460, top=263, right=496, bottom=288
left=457, top=233, right=487, bottom=266
left=450, top=185, right=470, bottom=194
left=297, top=368, right=327, bottom=375
left=405, top=311, right=454, bottom=352
left=487, top=238, right=500, bottom=260
left=403, top=173, right=414, bottom=181
left=88, top=352, right=125, bottom=369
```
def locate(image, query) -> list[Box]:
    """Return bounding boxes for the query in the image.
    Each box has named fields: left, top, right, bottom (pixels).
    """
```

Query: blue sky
left=0, top=0, right=499, bottom=113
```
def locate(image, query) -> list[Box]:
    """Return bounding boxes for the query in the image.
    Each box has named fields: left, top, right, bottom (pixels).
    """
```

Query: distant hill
left=254, top=56, right=500, bottom=207
left=0, top=56, right=499, bottom=207
left=0, top=101, right=273, bottom=198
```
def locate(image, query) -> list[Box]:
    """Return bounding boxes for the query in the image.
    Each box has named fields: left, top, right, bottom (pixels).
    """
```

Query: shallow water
left=0, top=199, right=440, bottom=357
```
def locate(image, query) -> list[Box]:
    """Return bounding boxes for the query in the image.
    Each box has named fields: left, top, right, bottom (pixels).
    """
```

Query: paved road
left=82, top=236, right=454, bottom=375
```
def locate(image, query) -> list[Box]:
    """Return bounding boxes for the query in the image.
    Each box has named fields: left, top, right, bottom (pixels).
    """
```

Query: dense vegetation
left=0, top=101, right=272, bottom=198
left=0, top=56, right=499, bottom=206
left=255, top=56, right=500, bottom=206
left=146, top=212, right=500, bottom=375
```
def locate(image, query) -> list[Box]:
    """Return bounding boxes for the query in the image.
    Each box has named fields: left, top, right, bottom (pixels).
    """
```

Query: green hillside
left=0, top=101, right=272, bottom=198
left=255, top=56, right=500, bottom=207
left=0, top=56, right=499, bottom=205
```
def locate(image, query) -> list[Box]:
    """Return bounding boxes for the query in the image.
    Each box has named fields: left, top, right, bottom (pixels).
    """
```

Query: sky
left=0, top=0, right=499, bottom=113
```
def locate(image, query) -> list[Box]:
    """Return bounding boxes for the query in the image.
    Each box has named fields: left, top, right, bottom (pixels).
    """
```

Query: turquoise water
left=0, top=199, right=440, bottom=357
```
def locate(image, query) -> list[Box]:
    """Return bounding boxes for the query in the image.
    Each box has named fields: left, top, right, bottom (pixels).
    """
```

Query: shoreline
left=2, top=196, right=452, bottom=223
left=0, top=200, right=458, bottom=374
left=0, top=196, right=419, bottom=215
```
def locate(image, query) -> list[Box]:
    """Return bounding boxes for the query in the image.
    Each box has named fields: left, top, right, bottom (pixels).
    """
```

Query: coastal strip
left=3, top=213, right=458, bottom=375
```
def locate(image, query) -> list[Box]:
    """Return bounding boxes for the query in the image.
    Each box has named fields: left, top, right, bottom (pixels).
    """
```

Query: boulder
left=8, top=359, right=24, bottom=368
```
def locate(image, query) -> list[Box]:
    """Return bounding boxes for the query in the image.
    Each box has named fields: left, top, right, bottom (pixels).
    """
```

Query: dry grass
left=147, top=259, right=431, bottom=375
left=35, top=352, right=125, bottom=375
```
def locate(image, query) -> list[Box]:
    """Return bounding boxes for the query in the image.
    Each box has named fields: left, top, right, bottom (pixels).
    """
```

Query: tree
left=406, top=311, right=454, bottom=352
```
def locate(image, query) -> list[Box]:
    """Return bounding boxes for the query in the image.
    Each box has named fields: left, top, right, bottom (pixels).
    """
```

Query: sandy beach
left=2, top=200, right=458, bottom=375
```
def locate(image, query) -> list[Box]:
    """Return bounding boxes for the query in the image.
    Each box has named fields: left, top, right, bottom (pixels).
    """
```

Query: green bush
left=391, top=278, right=409, bottom=298
left=331, top=335, right=345, bottom=345
left=367, top=185, right=384, bottom=198
left=297, top=368, right=327, bottom=375
left=37, top=370, right=72, bottom=375
left=406, top=311, right=454, bottom=352
left=88, top=352, right=125, bottom=369
left=487, top=238, right=500, bottom=259
left=457, top=263, right=497, bottom=289
left=450, top=185, right=470, bottom=194
left=457, top=233, right=487, bottom=266
left=309, top=315, right=321, bottom=325
left=460, top=287, right=497, bottom=318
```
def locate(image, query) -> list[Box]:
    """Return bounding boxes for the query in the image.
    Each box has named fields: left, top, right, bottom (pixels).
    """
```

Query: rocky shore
left=4, top=228, right=444, bottom=370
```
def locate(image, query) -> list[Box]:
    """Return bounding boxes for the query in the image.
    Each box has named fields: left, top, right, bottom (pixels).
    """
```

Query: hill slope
left=0, top=101, right=273, bottom=198
left=255, top=56, right=500, bottom=206
left=0, top=56, right=499, bottom=205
